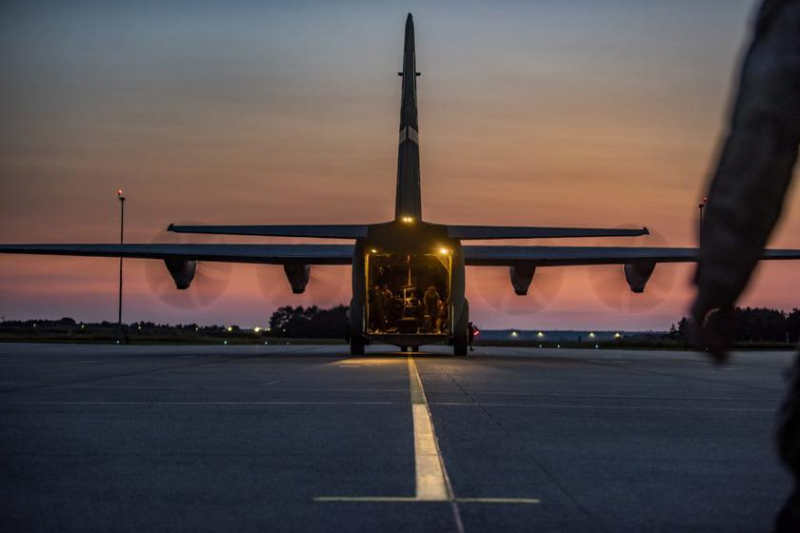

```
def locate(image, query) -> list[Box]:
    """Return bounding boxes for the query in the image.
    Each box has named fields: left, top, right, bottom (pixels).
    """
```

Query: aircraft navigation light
left=117, top=189, right=122, bottom=196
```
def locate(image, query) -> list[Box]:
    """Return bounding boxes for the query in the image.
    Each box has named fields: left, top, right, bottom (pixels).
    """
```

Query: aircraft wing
left=0, top=244, right=354, bottom=265
left=448, top=226, right=649, bottom=240
left=463, top=246, right=800, bottom=266
left=167, top=224, right=369, bottom=239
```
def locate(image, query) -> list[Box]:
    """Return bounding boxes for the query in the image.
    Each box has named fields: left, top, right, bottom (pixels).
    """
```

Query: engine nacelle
left=509, top=265, right=536, bottom=296
left=284, top=263, right=311, bottom=294
left=164, top=258, right=197, bottom=290
left=624, top=260, right=656, bottom=293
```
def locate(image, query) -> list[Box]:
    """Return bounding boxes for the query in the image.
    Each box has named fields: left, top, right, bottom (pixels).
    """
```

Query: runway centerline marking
left=408, top=357, right=452, bottom=501
left=314, top=357, right=540, bottom=516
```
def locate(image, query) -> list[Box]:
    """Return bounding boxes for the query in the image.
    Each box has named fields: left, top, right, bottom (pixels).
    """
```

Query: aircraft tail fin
left=395, top=13, right=422, bottom=221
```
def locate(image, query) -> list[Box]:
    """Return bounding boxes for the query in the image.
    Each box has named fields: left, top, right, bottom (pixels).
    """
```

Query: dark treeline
left=4, top=305, right=799, bottom=346
left=0, top=307, right=349, bottom=343
left=0, top=306, right=350, bottom=339
left=0, top=317, right=229, bottom=334
left=671, top=307, right=800, bottom=343
left=269, top=305, right=348, bottom=338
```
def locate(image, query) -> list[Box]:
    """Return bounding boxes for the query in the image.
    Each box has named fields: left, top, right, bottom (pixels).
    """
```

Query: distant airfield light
left=439, top=247, right=450, bottom=255
left=401, top=217, right=415, bottom=223
left=537, top=331, right=544, bottom=337
left=614, top=332, right=622, bottom=339
left=589, top=332, right=595, bottom=338
left=195, top=327, right=199, bottom=332
left=370, top=249, right=378, bottom=254
left=223, top=341, right=228, bottom=345
left=81, top=324, right=85, bottom=330
left=227, top=326, right=233, bottom=332
left=266, top=327, right=272, bottom=332
left=557, top=344, right=561, bottom=349
left=117, top=189, right=123, bottom=196
left=595, top=344, right=599, bottom=349
left=254, top=327, right=261, bottom=333
left=511, top=331, right=518, bottom=337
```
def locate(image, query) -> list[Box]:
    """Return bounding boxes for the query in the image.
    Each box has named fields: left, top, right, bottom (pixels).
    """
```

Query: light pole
left=117, top=189, right=125, bottom=343
left=698, top=196, right=707, bottom=235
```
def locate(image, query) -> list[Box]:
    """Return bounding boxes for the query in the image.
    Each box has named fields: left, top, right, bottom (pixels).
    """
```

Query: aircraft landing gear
left=350, top=334, right=365, bottom=356
left=453, top=330, right=468, bottom=356
left=453, top=299, right=469, bottom=356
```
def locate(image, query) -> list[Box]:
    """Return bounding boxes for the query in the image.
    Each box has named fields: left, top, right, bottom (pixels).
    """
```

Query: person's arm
left=693, top=1, right=800, bottom=358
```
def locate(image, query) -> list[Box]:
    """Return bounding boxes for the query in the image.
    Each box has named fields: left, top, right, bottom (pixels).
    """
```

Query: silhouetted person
left=423, top=285, right=440, bottom=331
left=371, top=285, right=386, bottom=332
left=382, top=284, right=393, bottom=305
left=436, top=298, right=448, bottom=333
left=382, top=284, right=395, bottom=329
left=691, top=2, right=800, bottom=530
left=468, top=322, right=477, bottom=351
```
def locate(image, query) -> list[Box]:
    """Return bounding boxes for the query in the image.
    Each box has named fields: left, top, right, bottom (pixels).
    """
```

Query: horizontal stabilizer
left=448, top=226, right=649, bottom=240
left=167, top=224, right=369, bottom=239
left=0, top=244, right=354, bottom=265
left=463, top=245, right=800, bottom=266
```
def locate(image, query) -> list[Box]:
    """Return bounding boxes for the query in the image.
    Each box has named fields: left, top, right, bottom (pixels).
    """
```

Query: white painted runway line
left=408, top=357, right=452, bottom=501
left=315, top=357, right=540, bottom=519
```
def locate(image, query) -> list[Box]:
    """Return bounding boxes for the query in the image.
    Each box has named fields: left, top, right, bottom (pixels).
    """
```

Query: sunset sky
left=2, top=0, right=798, bottom=330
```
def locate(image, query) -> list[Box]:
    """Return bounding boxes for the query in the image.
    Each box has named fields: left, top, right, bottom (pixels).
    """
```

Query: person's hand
left=689, top=300, right=735, bottom=364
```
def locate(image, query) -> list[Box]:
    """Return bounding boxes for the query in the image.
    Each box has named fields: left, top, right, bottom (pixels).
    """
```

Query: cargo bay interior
left=365, top=252, right=451, bottom=335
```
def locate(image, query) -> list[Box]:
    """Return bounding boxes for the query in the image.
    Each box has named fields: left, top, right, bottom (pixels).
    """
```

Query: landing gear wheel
left=453, top=299, right=469, bottom=357
left=350, top=335, right=365, bottom=356
left=453, top=331, right=468, bottom=356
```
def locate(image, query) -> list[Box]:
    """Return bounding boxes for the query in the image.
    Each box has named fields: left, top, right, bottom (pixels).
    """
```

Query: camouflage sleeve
left=694, top=0, right=800, bottom=313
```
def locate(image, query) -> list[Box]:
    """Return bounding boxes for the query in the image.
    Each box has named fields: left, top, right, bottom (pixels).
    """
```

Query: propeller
left=586, top=226, right=677, bottom=313
left=467, top=265, right=564, bottom=316
left=255, top=239, right=349, bottom=308
left=142, top=222, right=232, bottom=309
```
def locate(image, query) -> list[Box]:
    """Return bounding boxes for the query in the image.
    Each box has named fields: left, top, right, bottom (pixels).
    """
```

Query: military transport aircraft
left=2, top=14, right=800, bottom=355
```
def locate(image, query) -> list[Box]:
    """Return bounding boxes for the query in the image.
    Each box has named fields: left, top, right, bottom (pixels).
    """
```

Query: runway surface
left=0, top=343, right=795, bottom=532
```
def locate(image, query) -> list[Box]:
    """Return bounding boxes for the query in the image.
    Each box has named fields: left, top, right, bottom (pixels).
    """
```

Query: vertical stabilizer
left=395, top=13, right=422, bottom=221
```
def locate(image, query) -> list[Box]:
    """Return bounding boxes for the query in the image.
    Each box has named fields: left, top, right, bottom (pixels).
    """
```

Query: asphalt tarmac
left=0, top=343, right=795, bottom=532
